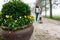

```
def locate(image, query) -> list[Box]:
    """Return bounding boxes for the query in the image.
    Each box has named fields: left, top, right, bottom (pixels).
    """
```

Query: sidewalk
left=30, top=18, right=60, bottom=40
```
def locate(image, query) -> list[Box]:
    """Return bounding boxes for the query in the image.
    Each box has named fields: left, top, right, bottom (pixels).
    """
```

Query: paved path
left=30, top=18, right=60, bottom=40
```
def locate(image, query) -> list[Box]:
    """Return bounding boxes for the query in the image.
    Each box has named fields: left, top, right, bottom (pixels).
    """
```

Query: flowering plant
left=1, top=1, right=34, bottom=30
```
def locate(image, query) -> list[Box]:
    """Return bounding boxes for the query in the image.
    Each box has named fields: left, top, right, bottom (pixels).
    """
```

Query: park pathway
left=30, top=18, right=60, bottom=40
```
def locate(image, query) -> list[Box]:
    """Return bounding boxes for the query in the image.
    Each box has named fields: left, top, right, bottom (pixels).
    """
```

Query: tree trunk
left=40, top=7, right=42, bottom=15
left=49, top=0, right=52, bottom=18
left=45, top=0, right=47, bottom=17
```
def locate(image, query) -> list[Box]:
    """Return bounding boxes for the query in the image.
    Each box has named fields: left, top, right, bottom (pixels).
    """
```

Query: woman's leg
left=36, top=13, right=39, bottom=21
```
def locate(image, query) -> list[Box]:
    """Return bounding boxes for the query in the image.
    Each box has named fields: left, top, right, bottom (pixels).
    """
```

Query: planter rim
left=2, top=25, right=33, bottom=31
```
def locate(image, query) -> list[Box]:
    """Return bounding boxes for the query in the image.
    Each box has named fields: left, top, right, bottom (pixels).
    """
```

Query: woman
left=35, top=4, right=40, bottom=21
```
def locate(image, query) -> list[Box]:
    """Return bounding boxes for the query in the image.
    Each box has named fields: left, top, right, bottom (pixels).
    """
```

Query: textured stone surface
left=30, top=18, right=60, bottom=40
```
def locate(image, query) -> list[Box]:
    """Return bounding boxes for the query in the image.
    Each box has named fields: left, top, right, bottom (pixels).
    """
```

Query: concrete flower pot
left=1, top=25, right=34, bottom=40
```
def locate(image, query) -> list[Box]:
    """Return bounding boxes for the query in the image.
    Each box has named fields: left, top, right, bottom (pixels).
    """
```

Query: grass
left=0, top=28, right=2, bottom=30
left=0, top=11, right=2, bottom=31
left=0, top=12, right=2, bottom=15
left=44, top=16, right=60, bottom=21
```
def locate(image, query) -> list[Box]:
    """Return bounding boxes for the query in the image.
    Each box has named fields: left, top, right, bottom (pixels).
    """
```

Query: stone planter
left=1, top=25, right=34, bottom=40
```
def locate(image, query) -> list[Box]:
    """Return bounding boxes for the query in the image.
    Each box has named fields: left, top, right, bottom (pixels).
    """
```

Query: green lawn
left=44, top=16, right=60, bottom=21
left=0, top=12, right=1, bottom=14
left=0, top=28, right=2, bottom=30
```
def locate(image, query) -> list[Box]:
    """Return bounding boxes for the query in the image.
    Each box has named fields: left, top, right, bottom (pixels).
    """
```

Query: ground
left=30, top=18, right=60, bottom=40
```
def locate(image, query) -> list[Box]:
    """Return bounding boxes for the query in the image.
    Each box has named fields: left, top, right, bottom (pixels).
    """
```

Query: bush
left=1, top=1, right=34, bottom=31
left=2, top=1, right=31, bottom=19
left=0, top=12, right=2, bottom=26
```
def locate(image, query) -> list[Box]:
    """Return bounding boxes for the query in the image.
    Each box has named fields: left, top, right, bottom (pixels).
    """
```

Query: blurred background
left=0, top=0, right=60, bottom=21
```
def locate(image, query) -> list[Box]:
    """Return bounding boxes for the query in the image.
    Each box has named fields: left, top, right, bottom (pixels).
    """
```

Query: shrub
left=1, top=1, right=34, bottom=31
left=2, top=1, right=31, bottom=19
left=0, top=12, right=2, bottom=26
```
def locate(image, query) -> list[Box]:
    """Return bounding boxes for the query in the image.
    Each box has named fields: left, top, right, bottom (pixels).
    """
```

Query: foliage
left=44, top=16, right=60, bottom=21
left=2, top=1, right=31, bottom=19
left=0, top=12, right=2, bottom=26
left=1, top=1, right=34, bottom=31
